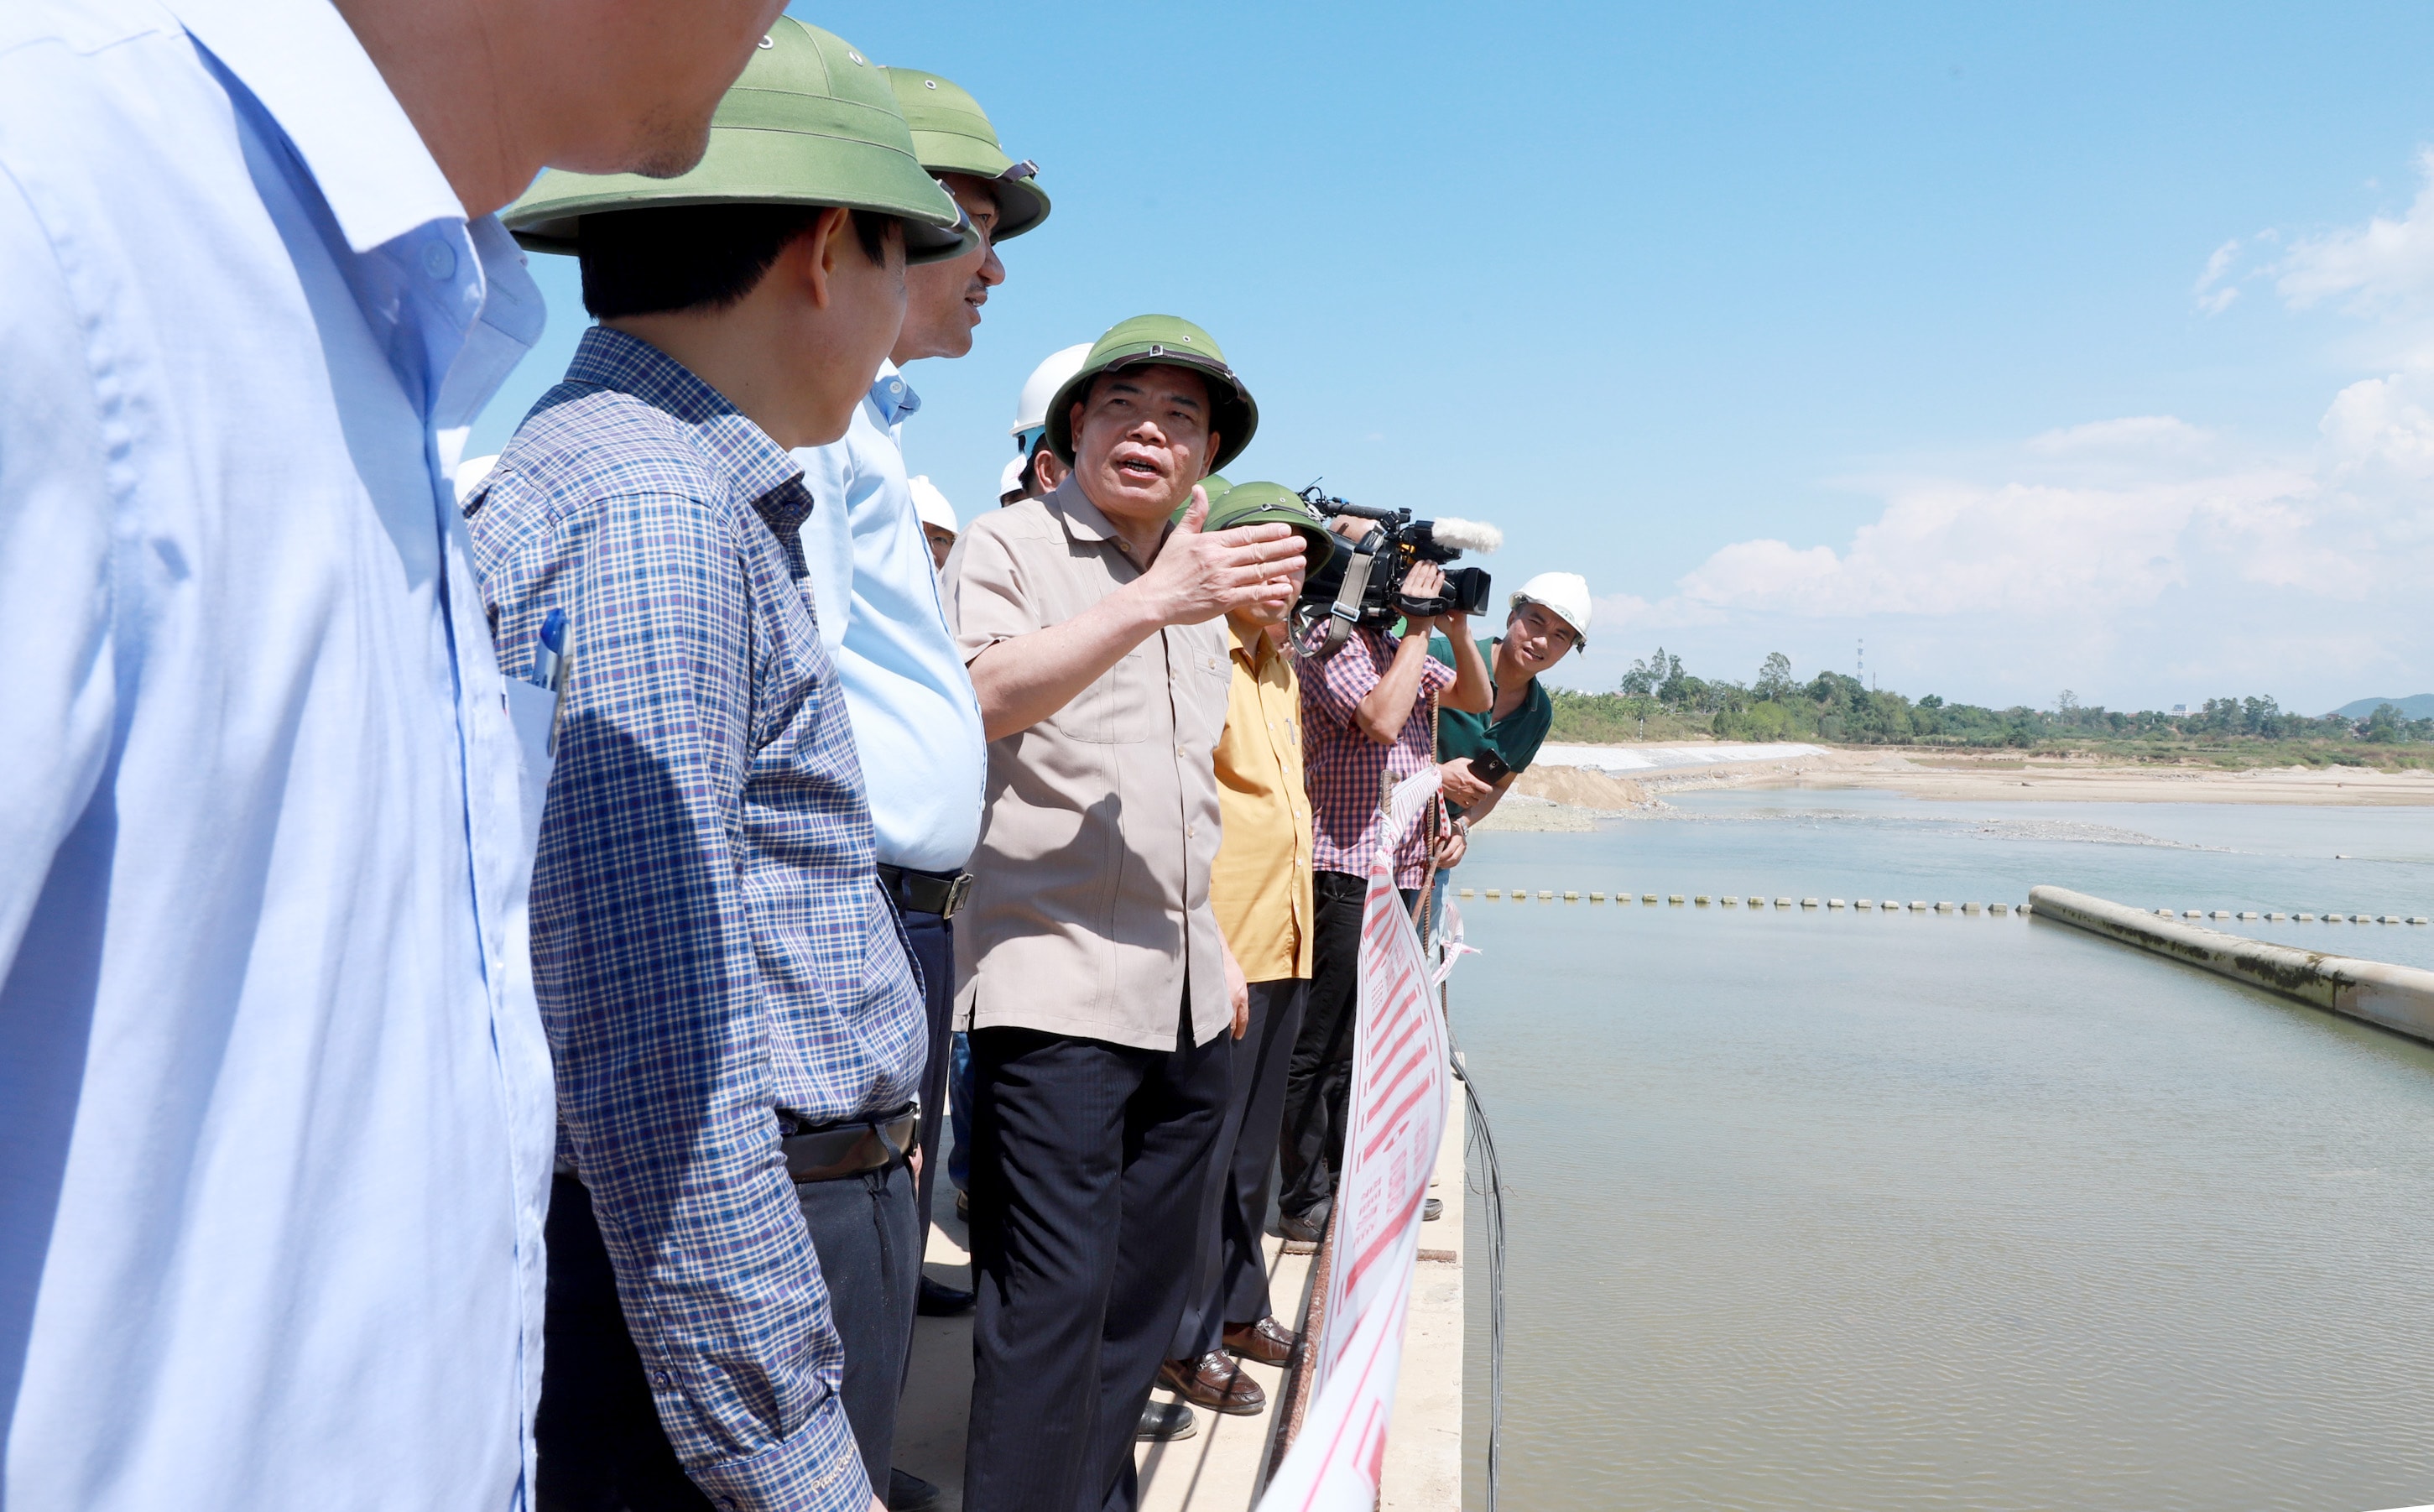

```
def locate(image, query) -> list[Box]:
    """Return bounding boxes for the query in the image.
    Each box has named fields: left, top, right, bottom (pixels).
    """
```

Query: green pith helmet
left=502, top=19, right=972, bottom=263
left=883, top=67, right=1050, bottom=240
left=1201, top=481, right=1338, bottom=566
left=1045, top=315, right=1259, bottom=473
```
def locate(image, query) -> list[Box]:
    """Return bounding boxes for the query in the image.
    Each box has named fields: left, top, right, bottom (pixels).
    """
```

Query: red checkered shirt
left=1301, top=626, right=1455, bottom=888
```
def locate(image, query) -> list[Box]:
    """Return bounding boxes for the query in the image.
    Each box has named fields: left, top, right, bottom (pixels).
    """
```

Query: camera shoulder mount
left=1298, top=529, right=1384, bottom=662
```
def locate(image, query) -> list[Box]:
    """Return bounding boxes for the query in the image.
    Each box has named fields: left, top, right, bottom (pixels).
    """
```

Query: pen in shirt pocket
left=533, top=607, right=573, bottom=757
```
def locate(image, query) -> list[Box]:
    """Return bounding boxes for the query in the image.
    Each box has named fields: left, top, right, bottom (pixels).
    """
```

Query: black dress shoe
left=1422, top=1197, right=1443, bottom=1221
left=888, top=1467, right=946, bottom=1511
left=1278, top=1209, right=1325, bottom=1253
left=954, top=1188, right=970, bottom=1223
left=916, top=1275, right=975, bottom=1316
left=1137, top=1399, right=1197, bottom=1441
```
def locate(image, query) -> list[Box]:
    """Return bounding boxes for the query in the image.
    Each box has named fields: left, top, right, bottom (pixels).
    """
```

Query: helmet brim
left=1042, top=350, right=1259, bottom=475
left=907, top=131, right=1052, bottom=241
left=1509, top=593, right=1587, bottom=650
left=504, top=119, right=973, bottom=263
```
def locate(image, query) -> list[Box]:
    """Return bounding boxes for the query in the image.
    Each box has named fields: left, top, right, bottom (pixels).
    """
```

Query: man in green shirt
left=1429, top=571, right=1591, bottom=832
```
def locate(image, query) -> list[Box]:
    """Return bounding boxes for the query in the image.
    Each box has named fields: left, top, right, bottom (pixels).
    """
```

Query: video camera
left=1293, top=487, right=1502, bottom=659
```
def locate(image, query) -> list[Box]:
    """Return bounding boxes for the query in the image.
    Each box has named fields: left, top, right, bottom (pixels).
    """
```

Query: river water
left=1453, top=792, right=2434, bottom=1511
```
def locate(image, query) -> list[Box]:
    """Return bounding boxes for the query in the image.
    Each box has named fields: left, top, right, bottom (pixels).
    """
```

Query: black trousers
left=536, top=1160, right=919, bottom=1510
left=1170, top=978, right=1308, bottom=1360
left=1279, top=873, right=1415, bottom=1223
left=962, top=1010, right=1232, bottom=1512
left=899, top=905, right=955, bottom=1245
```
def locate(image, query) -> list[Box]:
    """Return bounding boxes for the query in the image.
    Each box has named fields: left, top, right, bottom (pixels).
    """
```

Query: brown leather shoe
left=1158, top=1350, right=1266, bottom=1416
left=1222, top=1316, right=1297, bottom=1366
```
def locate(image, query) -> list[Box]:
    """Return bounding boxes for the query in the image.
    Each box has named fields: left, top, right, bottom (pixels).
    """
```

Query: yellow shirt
left=1212, top=620, right=1315, bottom=982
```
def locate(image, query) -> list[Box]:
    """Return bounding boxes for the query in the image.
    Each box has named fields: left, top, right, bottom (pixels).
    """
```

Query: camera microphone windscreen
left=1431, top=518, right=1504, bottom=554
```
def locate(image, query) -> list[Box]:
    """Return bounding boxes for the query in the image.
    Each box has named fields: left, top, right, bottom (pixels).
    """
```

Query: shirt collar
left=565, top=326, right=805, bottom=508
left=166, top=0, right=464, bottom=254
left=1045, top=475, right=1121, bottom=545
left=1227, top=618, right=1283, bottom=670
left=869, top=360, right=921, bottom=426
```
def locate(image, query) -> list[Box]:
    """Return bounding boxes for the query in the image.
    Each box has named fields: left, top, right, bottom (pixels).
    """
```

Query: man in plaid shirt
left=466, top=23, right=973, bottom=1512
left=1281, top=545, right=1492, bottom=1246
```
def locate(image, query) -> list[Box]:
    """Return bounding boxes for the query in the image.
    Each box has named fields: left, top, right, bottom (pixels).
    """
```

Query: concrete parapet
left=2029, top=884, right=2434, bottom=1046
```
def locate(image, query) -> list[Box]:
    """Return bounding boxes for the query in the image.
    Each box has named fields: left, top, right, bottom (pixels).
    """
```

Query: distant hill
left=2332, top=694, right=2434, bottom=719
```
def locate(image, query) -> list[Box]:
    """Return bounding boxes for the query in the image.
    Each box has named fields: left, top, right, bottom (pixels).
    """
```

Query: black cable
left=1446, top=1023, right=1507, bottom=1512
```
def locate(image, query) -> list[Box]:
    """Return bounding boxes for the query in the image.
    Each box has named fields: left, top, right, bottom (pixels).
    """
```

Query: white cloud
left=1565, top=158, right=2434, bottom=711
left=2194, top=238, right=2242, bottom=315
left=1575, top=380, right=2433, bottom=709
left=2275, top=148, right=2434, bottom=315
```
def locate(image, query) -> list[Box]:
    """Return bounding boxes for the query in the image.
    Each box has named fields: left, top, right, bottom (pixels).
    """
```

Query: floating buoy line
left=1453, top=889, right=2430, bottom=925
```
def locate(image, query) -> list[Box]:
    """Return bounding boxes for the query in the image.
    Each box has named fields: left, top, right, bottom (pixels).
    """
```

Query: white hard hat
left=1509, top=571, right=1590, bottom=649
left=454, top=453, right=498, bottom=506
left=998, top=454, right=1029, bottom=502
left=909, top=475, right=956, bottom=535
left=1011, top=342, right=1094, bottom=439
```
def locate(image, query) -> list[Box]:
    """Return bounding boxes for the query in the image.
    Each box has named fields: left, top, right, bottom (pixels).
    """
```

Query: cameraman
left=1280, top=524, right=1491, bottom=1245
left=1428, top=571, right=1592, bottom=835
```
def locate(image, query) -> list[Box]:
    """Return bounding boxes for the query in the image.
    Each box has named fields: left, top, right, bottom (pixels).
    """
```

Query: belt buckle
left=941, top=873, right=974, bottom=919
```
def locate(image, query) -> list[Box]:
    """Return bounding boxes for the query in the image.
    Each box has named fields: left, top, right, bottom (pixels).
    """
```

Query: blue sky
left=467, top=2, right=2434, bottom=716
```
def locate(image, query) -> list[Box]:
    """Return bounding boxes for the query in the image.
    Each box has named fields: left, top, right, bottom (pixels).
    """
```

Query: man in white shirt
left=791, top=68, right=1047, bottom=1512
left=0, top=0, right=784, bottom=1507
left=795, top=67, right=1049, bottom=1314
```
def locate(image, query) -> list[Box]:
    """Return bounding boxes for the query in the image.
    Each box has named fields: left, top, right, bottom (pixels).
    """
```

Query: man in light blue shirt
left=795, top=70, right=1050, bottom=1346
left=0, top=1, right=782, bottom=1506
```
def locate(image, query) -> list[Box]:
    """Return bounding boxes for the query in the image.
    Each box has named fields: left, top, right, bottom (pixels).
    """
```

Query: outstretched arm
left=958, top=491, right=1302, bottom=742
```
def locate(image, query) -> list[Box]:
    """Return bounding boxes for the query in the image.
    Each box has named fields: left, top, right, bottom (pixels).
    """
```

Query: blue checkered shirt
left=466, top=326, right=924, bottom=1512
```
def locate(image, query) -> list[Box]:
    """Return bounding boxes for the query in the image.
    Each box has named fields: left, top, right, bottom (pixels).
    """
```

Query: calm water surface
left=1455, top=794, right=2434, bottom=1511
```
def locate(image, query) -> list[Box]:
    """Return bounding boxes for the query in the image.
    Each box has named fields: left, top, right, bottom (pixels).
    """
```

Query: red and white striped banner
left=1259, top=769, right=1456, bottom=1512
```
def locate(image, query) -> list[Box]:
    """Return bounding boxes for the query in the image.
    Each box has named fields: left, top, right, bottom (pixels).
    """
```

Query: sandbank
left=1530, top=741, right=2434, bottom=807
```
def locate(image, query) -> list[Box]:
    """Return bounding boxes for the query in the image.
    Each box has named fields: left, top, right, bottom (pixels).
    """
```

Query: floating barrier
left=1447, top=887, right=2426, bottom=922
left=2028, top=885, right=2434, bottom=1046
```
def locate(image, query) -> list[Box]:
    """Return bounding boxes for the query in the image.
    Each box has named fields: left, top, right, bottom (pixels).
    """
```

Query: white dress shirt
left=795, top=364, right=988, bottom=872
left=0, top=2, right=554, bottom=1507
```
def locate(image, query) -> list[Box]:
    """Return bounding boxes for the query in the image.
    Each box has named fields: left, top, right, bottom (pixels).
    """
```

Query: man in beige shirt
left=941, top=316, right=1306, bottom=1512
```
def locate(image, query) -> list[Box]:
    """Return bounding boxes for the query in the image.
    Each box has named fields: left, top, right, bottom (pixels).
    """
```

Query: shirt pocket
left=502, top=677, right=558, bottom=859
left=1181, top=646, right=1231, bottom=750
left=1040, top=646, right=1144, bottom=744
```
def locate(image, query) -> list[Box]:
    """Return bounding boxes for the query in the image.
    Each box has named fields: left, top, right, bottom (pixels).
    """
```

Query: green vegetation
left=1545, top=647, right=2434, bottom=768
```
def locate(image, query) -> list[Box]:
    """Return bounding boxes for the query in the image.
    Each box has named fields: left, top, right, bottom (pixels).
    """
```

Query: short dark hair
left=579, top=204, right=894, bottom=319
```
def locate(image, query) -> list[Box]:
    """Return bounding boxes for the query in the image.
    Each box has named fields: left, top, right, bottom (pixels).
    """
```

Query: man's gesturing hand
left=1138, top=487, right=1305, bottom=627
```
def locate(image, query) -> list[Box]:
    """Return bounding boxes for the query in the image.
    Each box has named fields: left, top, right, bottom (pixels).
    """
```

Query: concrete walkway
left=893, top=1091, right=1465, bottom=1512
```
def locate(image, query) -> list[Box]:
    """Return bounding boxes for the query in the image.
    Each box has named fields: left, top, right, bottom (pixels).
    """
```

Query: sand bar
left=1530, top=742, right=2434, bottom=807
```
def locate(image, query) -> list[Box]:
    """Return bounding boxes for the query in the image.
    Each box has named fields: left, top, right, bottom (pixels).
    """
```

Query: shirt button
left=652, top=1369, right=671, bottom=1388
left=420, top=239, right=457, bottom=279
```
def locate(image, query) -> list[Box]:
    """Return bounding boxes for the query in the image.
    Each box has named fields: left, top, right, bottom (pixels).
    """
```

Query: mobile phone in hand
left=1467, top=751, right=1511, bottom=785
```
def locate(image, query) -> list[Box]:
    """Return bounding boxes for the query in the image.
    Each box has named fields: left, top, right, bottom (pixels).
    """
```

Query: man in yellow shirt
left=1159, top=482, right=1335, bottom=1418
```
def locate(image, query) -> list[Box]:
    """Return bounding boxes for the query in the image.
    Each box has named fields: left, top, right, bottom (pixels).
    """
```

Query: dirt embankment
left=1779, top=748, right=2434, bottom=806
left=1510, top=765, right=1648, bottom=810
left=1506, top=743, right=2434, bottom=811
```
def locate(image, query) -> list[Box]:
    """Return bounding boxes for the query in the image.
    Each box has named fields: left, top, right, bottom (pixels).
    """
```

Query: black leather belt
left=783, top=1107, right=918, bottom=1185
left=877, top=864, right=973, bottom=920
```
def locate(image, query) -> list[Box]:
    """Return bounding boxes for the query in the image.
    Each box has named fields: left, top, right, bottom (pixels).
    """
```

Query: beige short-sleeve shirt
left=941, top=477, right=1232, bottom=1051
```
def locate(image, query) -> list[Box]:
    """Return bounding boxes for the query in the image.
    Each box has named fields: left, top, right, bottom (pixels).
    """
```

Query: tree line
left=1540, top=647, right=2434, bottom=750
